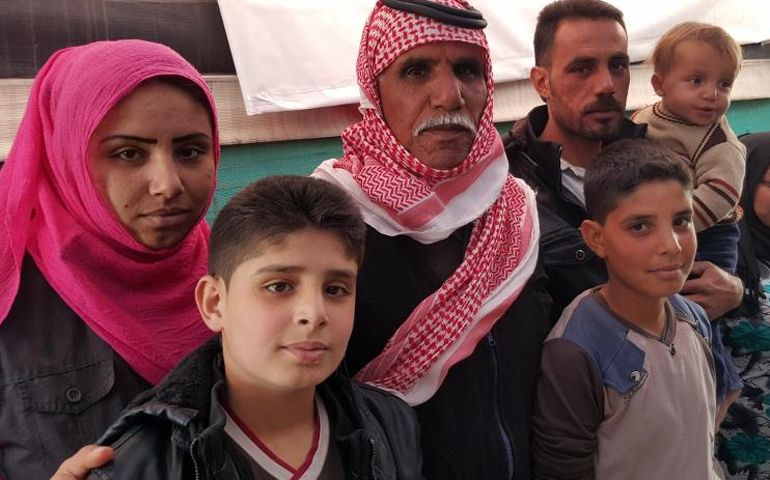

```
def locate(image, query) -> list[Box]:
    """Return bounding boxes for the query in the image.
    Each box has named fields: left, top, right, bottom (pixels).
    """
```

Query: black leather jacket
left=503, top=105, right=646, bottom=320
left=88, top=339, right=423, bottom=480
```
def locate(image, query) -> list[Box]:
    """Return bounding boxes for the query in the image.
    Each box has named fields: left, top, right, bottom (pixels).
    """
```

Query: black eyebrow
left=611, top=53, right=630, bottom=62
left=398, top=56, right=438, bottom=70
left=100, top=133, right=211, bottom=145
left=327, top=269, right=357, bottom=280
left=173, top=133, right=211, bottom=143
left=568, top=56, right=596, bottom=65
left=567, top=53, right=629, bottom=67
left=253, top=265, right=357, bottom=279
left=623, top=214, right=653, bottom=222
left=254, top=265, right=304, bottom=275
left=101, top=135, right=156, bottom=144
left=455, top=55, right=483, bottom=64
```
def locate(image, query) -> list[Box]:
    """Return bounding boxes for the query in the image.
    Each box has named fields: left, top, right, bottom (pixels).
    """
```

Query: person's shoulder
left=350, top=381, right=423, bottom=479
left=88, top=419, right=183, bottom=480
left=549, top=289, right=618, bottom=341
left=668, top=294, right=711, bottom=341
left=714, top=115, right=747, bottom=155
left=352, top=380, right=417, bottom=424
left=548, top=290, right=647, bottom=396
left=629, top=103, right=654, bottom=123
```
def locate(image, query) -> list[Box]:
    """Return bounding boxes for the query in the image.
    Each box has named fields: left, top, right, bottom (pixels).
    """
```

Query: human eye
left=673, top=215, right=692, bottom=229
left=176, top=145, right=205, bottom=161
left=455, top=61, right=482, bottom=79
left=112, top=147, right=144, bottom=162
left=402, top=62, right=428, bottom=80
left=325, top=283, right=352, bottom=297
left=719, top=79, right=733, bottom=90
left=610, top=58, right=629, bottom=73
left=265, top=281, right=293, bottom=294
left=570, top=64, right=591, bottom=75
left=688, top=76, right=703, bottom=86
left=629, top=221, right=648, bottom=233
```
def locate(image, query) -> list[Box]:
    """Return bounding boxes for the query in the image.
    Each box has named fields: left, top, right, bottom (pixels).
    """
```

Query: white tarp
left=218, top=0, right=770, bottom=115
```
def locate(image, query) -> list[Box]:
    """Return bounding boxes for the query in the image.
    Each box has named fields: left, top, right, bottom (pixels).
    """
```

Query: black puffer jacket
left=503, top=105, right=646, bottom=320
left=87, top=339, right=423, bottom=480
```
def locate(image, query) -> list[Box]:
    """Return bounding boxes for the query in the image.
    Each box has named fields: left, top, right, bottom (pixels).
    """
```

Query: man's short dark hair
left=534, top=0, right=626, bottom=67
left=209, top=175, right=366, bottom=283
left=585, top=139, right=693, bottom=224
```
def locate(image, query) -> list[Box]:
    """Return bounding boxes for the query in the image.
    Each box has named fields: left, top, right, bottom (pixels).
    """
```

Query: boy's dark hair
left=585, top=139, right=693, bottom=223
left=209, top=175, right=366, bottom=283
left=534, top=0, right=626, bottom=67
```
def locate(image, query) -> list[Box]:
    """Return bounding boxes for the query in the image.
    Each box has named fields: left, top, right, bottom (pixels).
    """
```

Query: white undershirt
left=223, top=397, right=330, bottom=480
left=560, top=158, right=586, bottom=206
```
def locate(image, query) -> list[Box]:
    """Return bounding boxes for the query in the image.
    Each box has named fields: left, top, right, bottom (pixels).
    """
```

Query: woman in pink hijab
left=0, top=39, right=219, bottom=479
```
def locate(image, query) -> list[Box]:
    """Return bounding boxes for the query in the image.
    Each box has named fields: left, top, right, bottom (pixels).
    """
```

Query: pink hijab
left=0, top=40, right=219, bottom=385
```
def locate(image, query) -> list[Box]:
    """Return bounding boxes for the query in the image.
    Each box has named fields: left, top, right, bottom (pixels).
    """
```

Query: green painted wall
left=208, top=98, right=770, bottom=223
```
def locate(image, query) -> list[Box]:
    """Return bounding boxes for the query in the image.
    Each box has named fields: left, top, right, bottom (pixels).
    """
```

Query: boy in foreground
left=531, top=139, right=721, bottom=480
left=632, top=20, right=745, bottom=420
left=87, top=176, right=422, bottom=480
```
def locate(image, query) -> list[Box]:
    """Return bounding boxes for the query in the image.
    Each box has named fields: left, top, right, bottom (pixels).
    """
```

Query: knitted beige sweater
left=632, top=102, right=745, bottom=232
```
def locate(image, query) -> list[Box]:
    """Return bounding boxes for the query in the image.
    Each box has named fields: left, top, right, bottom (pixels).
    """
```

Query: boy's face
left=583, top=179, right=696, bottom=301
left=652, top=39, right=736, bottom=126
left=197, top=228, right=358, bottom=396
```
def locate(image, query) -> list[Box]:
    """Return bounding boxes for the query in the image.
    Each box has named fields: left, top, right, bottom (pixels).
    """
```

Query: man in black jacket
left=504, top=0, right=743, bottom=323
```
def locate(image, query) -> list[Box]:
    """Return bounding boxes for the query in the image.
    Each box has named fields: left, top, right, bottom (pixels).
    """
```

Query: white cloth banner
left=218, top=0, right=770, bottom=115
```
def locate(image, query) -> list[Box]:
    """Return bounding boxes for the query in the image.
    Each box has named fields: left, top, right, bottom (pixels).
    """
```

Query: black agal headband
left=380, top=0, right=487, bottom=30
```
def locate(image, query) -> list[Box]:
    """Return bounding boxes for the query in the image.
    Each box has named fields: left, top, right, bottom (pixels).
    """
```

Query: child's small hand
left=681, top=261, right=743, bottom=319
left=49, top=445, right=114, bottom=480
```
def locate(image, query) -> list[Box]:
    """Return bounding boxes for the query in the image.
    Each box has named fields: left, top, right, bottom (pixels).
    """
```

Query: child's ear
left=195, top=275, right=225, bottom=333
left=580, top=219, right=607, bottom=259
left=651, top=73, right=664, bottom=97
left=530, top=65, right=550, bottom=101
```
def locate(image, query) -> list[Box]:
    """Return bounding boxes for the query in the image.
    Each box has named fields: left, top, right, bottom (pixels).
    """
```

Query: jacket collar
left=508, top=104, right=647, bottom=193
left=98, top=338, right=396, bottom=479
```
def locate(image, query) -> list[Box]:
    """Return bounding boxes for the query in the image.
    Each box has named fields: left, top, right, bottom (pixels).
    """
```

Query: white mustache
left=413, top=113, right=477, bottom=137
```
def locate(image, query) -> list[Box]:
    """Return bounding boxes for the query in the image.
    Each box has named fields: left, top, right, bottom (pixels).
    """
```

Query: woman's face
left=88, top=80, right=215, bottom=249
left=755, top=164, right=770, bottom=228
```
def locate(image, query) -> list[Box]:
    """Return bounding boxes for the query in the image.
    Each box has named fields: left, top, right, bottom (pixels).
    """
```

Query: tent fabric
left=218, top=0, right=770, bottom=114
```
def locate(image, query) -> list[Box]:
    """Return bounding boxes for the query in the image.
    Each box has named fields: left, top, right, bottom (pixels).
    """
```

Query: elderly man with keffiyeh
left=314, top=1, right=550, bottom=479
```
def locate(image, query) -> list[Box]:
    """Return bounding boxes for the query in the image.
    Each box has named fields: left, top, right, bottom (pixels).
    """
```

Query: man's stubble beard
left=551, top=92, right=625, bottom=143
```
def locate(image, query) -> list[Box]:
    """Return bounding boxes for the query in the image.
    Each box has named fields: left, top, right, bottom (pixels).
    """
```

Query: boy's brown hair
left=585, top=139, right=693, bottom=224
left=651, top=22, right=742, bottom=75
left=209, top=175, right=366, bottom=284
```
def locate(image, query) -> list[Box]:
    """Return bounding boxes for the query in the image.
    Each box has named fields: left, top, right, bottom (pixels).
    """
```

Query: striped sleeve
left=690, top=122, right=746, bottom=231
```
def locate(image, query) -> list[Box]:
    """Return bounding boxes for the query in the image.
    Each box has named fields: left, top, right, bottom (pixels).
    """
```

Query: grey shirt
left=0, top=255, right=150, bottom=480
left=532, top=289, right=720, bottom=480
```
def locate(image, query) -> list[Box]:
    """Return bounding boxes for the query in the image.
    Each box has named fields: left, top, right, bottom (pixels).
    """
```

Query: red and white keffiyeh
left=313, top=0, right=539, bottom=405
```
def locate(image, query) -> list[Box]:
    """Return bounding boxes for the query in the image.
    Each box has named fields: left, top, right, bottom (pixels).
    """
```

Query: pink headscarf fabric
left=0, top=40, right=219, bottom=385
left=314, top=0, right=539, bottom=405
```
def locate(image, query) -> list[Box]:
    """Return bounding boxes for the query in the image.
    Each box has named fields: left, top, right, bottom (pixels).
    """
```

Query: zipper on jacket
left=487, top=332, right=515, bottom=479
left=190, top=437, right=202, bottom=480
left=368, top=437, right=381, bottom=480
